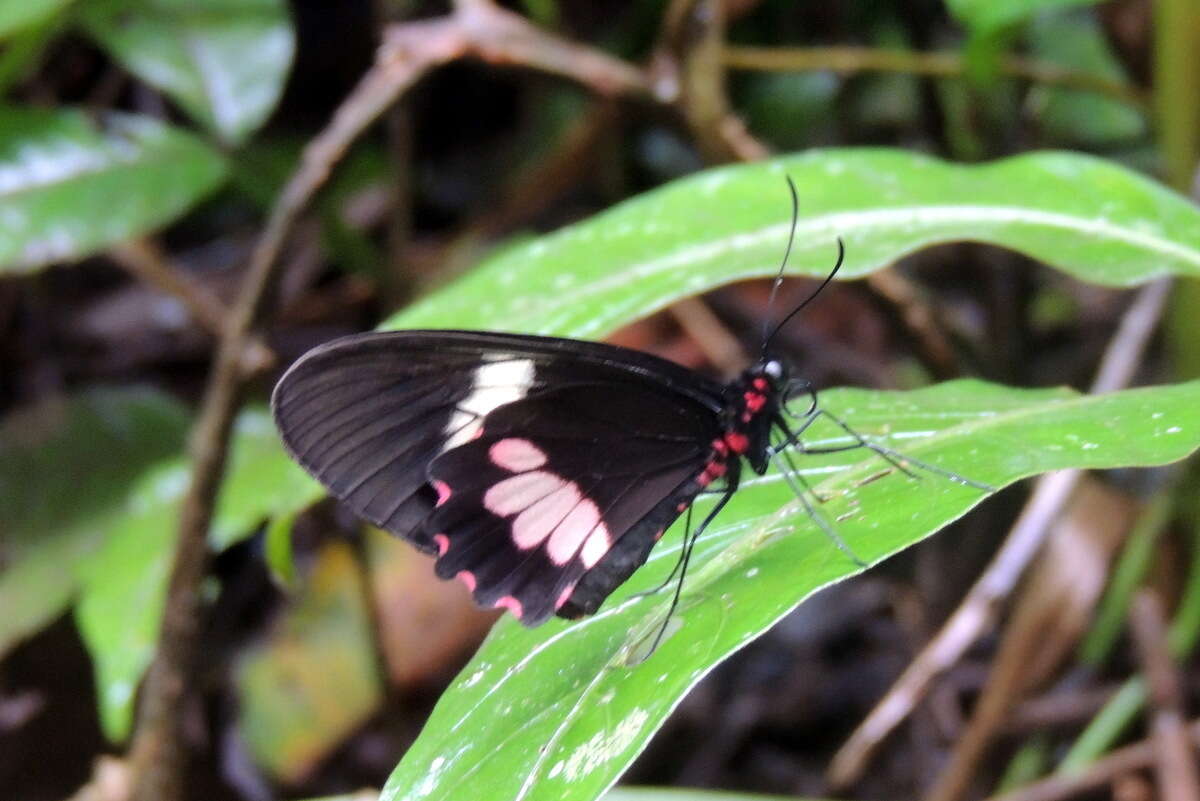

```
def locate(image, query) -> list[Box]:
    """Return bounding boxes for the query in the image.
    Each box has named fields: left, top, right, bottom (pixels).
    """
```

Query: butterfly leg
left=769, top=445, right=866, bottom=567
left=640, top=481, right=738, bottom=658
left=805, top=409, right=993, bottom=491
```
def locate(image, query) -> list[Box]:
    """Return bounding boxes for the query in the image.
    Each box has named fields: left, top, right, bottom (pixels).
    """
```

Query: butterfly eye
left=783, top=378, right=818, bottom=418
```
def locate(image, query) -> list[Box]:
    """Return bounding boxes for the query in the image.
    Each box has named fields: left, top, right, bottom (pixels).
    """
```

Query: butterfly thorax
left=717, top=357, right=788, bottom=476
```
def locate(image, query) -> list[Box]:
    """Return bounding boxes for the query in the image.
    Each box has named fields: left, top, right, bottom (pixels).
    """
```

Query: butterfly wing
left=272, top=330, right=726, bottom=622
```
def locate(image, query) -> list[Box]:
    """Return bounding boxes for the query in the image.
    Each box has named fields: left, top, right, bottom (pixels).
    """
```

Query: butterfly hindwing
left=426, top=381, right=722, bottom=625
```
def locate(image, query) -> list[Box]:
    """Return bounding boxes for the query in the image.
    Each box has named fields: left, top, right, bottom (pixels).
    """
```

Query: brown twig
left=652, top=0, right=769, bottom=162
left=107, top=239, right=275, bottom=372
left=723, top=45, right=1150, bottom=109
left=125, top=28, right=451, bottom=801
left=1129, top=590, right=1200, bottom=801
left=985, top=718, right=1200, bottom=801
left=865, top=269, right=960, bottom=380
left=828, top=278, right=1174, bottom=789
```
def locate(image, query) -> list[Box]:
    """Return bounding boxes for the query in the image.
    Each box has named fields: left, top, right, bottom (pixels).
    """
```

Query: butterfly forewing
left=271, top=330, right=729, bottom=623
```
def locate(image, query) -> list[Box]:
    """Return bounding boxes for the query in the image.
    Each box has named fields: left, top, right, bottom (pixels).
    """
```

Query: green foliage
left=383, top=149, right=1200, bottom=338
left=380, top=380, right=1200, bottom=801
left=78, top=0, right=295, bottom=144
left=0, top=108, right=227, bottom=272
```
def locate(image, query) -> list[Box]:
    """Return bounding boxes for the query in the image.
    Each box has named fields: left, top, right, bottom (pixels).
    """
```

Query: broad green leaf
left=381, top=149, right=1200, bottom=338
left=946, top=0, right=1102, bottom=36
left=0, top=387, right=189, bottom=659
left=1027, top=11, right=1145, bottom=146
left=0, top=0, right=69, bottom=39
left=382, top=379, right=1200, bottom=801
left=0, top=107, right=226, bottom=272
left=73, top=407, right=317, bottom=741
left=78, top=0, right=294, bottom=144
left=237, top=542, right=383, bottom=781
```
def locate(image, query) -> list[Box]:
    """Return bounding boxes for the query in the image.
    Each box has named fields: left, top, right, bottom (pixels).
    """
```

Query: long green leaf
left=382, top=149, right=1200, bottom=338
left=382, top=380, right=1200, bottom=801
left=0, top=107, right=226, bottom=272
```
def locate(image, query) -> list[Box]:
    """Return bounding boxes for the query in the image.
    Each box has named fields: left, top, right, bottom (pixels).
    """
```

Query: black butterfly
left=272, top=189, right=987, bottom=640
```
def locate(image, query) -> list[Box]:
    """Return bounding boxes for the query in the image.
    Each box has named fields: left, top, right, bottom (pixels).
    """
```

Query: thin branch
left=723, top=45, right=1149, bottom=109
left=985, top=718, right=1200, bottom=801
left=828, top=278, right=1173, bottom=790
left=108, top=239, right=274, bottom=373
left=125, top=27, right=454, bottom=801
left=1129, top=590, right=1200, bottom=801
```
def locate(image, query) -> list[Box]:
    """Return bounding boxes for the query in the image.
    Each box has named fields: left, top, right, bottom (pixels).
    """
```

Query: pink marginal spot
left=488, top=437, right=548, bottom=472
left=433, top=480, right=451, bottom=506
left=456, top=570, right=477, bottom=592
left=494, top=595, right=524, bottom=619
left=555, top=583, right=578, bottom=610
left=433, top=533, right=450, bottom=555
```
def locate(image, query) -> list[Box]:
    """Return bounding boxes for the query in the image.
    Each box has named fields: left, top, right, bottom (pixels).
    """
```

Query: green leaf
left=1027, top=11, right=1145, bottom=145
left=381, top=149, right=1200, bottom=337
left=74, top=406, right=318, bottom=741
left=77, top=0, right=295, bottom=144
left=0, top=107, right=227, bottom=272
left=382, top=379, right=1200, bottom=801
left=946, top=0, right=1102, bottom=37
left=237, top=542, right=383, bottom=781
left=0, top=0, right=70, bottom=39
left=0, top=387, right=189, bottom=660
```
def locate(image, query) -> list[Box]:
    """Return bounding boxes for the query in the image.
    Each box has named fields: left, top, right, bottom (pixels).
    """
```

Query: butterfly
left=271, top=185, right=988, bottom=641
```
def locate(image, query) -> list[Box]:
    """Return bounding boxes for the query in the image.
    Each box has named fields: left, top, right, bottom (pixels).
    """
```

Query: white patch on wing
left=547, top=499, right=603, bottom=565
left=489, top=438, right=547, bottom=472
left=443, top=357, right=535, bottom=451
left=513, top=483, right=581, bottom=549
left=484, top=471, right=564, bottom=518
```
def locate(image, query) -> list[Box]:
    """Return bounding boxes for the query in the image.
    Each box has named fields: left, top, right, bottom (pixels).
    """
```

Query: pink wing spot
left=580, top=523, right=612, bottom=568
left=494, top=595, right=524, bottom=619
left=433, top=480, right=452, bottom=507
left=456, top=570, right=477, bottom=592
left=725, top=431, right=750, bottom=453
left=513, top=482, right=581, bottom=549
left=653, top=528, right=665, bottom=541
left=485, top=471, right=566, bottom=517
left=555, top=583, right=578, bottom=610
left=489, top=438, right=548, bottom=472
left=547, top=497, right=603, bottom=565
left=433, top=533, right=450, bottom=555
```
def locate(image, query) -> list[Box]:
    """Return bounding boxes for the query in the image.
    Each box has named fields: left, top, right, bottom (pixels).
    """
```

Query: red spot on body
left=433, top=533, right=449, bottom=555
left=456, top=570, right=477, bottom=592
left=495, top=595, right=524, bottom=619
left=433, top=480, right=451, bottom=506
left=706, top=461, right=727, bottom=479
left=741, top=411, right=752, bottom=423
left=653, top=528, right=665, bottom=541
left=677, top=502, right=688, bottom=512
left=697, top=472, right=712, bottom=488
left=753, top=377, right=768, bottom=390
left=725, top=432, right=750, bottom=453
left=743, top=392, right=766, bottom=412
left=711, top=438, right=728, bottom=455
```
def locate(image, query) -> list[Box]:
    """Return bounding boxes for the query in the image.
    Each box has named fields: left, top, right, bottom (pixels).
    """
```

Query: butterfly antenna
left=760, top=176, right=801, bottom=354
left=762, top=236, right=845, bottom=357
